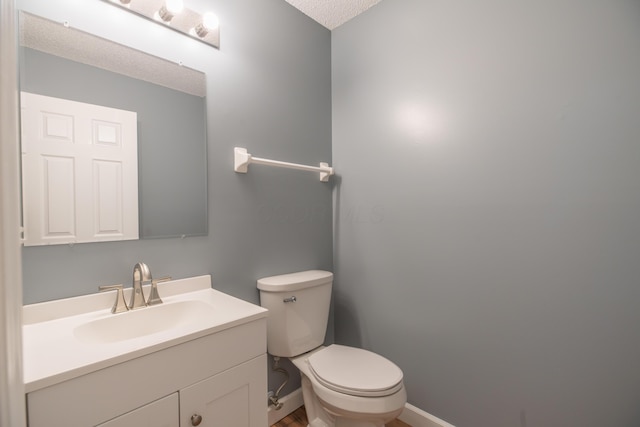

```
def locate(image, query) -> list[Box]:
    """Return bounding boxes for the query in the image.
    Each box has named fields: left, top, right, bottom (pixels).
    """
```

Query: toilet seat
left=307, top=345, right=404, bottom=397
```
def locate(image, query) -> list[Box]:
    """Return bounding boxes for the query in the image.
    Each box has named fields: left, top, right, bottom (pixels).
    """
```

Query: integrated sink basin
left=23, top=275, right=268, bottom=393
left=73, top=299, right=217, bottom=344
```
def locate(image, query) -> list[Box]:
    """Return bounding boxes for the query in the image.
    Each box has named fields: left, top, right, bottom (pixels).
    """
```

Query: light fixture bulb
left=157, top=0, right=183, bottom=22
left=202, top=12, right=219, bottom=31
left=194, top=12, right=219, bottom=37
left=165, top=0, right=184, bottom=14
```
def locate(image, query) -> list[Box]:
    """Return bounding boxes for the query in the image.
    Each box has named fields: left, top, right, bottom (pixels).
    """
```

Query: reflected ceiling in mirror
left=20, top=12, right=206, bottom=96
left=19, top=11, right=208, bottom=240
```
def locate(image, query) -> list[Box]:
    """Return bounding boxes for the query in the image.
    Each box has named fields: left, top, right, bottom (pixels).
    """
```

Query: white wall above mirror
left=18, top=10, right=208, bottom=243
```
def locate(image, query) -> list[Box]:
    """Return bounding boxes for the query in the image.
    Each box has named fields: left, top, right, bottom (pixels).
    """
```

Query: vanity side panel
left=26, top=319, right=266, bottom=427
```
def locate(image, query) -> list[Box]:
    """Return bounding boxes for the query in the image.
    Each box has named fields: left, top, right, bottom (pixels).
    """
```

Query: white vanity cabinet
left=23, top=277, right=269, bottom=427
left=95, top=356, right=266, bottom=427
left=26, top=320, right=268, bottom=427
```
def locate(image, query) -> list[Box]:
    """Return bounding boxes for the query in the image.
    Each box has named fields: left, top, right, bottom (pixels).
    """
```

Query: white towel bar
left=234, top=147, right=334, bottom=182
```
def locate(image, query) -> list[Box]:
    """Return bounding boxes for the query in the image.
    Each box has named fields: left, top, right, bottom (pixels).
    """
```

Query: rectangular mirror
left=19, top=11, right=208, bottom=243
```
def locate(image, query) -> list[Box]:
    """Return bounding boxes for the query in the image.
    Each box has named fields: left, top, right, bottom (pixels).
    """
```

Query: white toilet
left=257, top=270, right=407, bottom=427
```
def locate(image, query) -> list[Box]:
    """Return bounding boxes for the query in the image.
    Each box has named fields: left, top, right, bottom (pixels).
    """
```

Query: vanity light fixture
left=103, top=0, right=220, bottom=48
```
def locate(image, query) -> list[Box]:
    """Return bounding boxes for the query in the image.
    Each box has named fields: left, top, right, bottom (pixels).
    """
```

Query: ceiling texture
left=283, top=0, right=383, bottom=30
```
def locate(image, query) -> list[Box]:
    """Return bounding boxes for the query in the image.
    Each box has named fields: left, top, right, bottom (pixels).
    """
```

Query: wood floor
left=270, top=406, right=411, bottom=427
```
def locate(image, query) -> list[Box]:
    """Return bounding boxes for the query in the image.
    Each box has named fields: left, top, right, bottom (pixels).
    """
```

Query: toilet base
left=290, top=346, right=406, bottom=427
left=301, top=374, right=404, bottom=427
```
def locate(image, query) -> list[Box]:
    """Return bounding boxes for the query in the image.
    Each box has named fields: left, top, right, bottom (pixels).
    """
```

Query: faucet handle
left=99, top=284, right=129, bottom=314
left=147, top=276, right=171, bottom=306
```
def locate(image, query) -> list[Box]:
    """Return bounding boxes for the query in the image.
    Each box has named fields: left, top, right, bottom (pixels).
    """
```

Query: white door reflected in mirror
left=21, top=92, right=139, bottom=246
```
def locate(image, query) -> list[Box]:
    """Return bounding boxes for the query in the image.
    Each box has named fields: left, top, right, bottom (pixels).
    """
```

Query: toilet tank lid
left=257, top=270, right=333, bottom=292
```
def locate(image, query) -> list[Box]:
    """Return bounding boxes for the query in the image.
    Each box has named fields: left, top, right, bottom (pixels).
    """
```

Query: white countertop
left=23, top=275, right=267, bottom=393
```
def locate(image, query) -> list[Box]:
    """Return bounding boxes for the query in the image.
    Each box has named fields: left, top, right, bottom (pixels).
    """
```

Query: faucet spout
left=130, top=262, right=152, bottom=309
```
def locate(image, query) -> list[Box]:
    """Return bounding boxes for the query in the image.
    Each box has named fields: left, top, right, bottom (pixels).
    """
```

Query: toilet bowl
left=291, top=345, right=407, bottom=427
left=257, top=270, right=407, bottom=427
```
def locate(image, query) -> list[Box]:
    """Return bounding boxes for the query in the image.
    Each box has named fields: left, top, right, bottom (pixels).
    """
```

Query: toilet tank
left=257, top=270, right=333, bottom=357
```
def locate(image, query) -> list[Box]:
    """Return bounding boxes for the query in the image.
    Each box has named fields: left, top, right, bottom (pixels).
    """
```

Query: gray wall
left=18, top=0, right=332, bottom=396
left=332, top=1, right=640, bottom=426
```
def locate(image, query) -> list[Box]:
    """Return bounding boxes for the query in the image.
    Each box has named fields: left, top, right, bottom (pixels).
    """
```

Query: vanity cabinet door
left=97, top=393, right=178, bottom=427
left=180, top=354, right=267, bottom=427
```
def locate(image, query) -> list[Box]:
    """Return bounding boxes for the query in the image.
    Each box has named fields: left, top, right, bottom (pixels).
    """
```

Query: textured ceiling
left=284, top=0, right=383, bottom=30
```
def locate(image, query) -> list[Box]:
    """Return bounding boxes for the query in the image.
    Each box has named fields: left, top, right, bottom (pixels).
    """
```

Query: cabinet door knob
left=191, top=414, right=203, bottom=426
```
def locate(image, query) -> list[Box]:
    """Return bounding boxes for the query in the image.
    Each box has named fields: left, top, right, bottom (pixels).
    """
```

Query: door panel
left=21, top=92, right=138, bottom=245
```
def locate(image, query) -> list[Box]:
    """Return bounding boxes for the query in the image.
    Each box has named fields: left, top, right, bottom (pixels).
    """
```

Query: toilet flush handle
left=283, top=296, right=297, bottom=303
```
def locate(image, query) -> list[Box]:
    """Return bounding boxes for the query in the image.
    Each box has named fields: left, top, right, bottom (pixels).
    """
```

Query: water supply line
left=269, top=356, right=289, bottom=410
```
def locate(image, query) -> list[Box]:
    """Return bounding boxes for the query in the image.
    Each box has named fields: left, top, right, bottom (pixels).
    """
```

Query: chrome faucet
left=130, top=262, right=152, bottom=309
left=99, top=264, right=171, bottom=314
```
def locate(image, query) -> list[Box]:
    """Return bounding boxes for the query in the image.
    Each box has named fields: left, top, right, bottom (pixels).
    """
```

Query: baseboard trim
left=398, top=402, right=456, bottom=427
left=267, top=388, right=305, bottom=426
